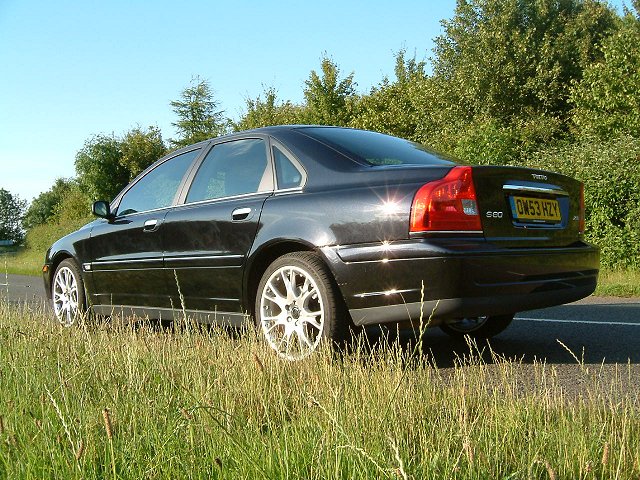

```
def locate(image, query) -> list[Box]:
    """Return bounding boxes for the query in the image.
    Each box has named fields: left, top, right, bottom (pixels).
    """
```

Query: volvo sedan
left=43, top=126, right=599, bottom=359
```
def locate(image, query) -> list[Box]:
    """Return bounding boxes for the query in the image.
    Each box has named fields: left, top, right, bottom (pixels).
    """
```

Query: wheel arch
left=47, top=252, right=85, bottom=306
left=243, top=240, right=320, bottom=318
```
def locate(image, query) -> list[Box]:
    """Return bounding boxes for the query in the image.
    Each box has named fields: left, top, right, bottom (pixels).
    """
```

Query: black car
left=44, top=126, right=599, bottom=359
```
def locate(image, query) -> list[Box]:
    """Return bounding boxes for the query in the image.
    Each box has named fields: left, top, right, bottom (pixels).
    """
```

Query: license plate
left=510, top=196, right=561, bottom=222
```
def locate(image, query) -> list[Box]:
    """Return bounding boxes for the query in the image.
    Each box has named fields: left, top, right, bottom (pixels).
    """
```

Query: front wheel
left=51, top=259, right=87, bottom=327
left=440, top=314, right=514, bottom=339
left=255, top=252, right=346, bottom=360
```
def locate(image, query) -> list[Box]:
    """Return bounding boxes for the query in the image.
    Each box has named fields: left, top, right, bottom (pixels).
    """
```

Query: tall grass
left=0, top=299, right=638, bottom=479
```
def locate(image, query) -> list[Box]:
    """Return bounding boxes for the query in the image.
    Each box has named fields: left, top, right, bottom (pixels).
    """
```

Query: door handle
left=143, top=219, right=159, bottom=232
left=231, top=207, right=252, bottom=221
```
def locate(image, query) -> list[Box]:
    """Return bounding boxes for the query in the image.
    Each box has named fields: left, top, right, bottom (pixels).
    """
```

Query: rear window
left=299, top=127, right=455, bottom=167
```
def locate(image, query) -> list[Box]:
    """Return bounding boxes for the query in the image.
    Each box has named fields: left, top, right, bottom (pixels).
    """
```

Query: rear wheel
left=51, top=259, right=86, bottom=327
left=255, top=252, right=345, bottom=360
left=440, top=314, right=514, bottom=339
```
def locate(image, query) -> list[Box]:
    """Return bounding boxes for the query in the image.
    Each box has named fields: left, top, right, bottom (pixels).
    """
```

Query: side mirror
left=92, top=201, right=113, bottom=219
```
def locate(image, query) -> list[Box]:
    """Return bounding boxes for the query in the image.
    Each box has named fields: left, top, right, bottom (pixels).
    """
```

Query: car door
left=88, top=148, right=202, bottom=310
left=161, top=137, right=273, bottom=316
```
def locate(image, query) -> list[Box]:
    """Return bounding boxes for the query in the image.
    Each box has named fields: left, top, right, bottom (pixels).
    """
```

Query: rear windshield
left=298, top=127, right=455, bottom=167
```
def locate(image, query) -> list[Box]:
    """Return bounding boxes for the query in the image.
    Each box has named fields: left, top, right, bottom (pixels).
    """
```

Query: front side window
left=116, top=149, right=200, bottom=216
left=186, top=139, right=271, bottom=203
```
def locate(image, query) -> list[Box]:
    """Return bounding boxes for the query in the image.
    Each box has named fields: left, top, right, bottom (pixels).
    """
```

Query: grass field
left=0, top=301, right=638, bottom=479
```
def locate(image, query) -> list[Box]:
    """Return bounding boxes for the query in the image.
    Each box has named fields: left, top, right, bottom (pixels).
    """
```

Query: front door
left=88, top=148, right=202, bottom=309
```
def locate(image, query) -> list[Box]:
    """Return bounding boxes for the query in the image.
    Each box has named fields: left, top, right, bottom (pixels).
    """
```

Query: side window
left=116, top=149, right=200, bottom=216
left=186, top=139, right=271, bottom=203
left=273, top=145, right=304, bottom=189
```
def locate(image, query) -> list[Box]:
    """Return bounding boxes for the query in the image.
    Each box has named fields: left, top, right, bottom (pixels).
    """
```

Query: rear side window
left=186, top=139, right=271, bottom=203
left=299, top=127, right=455, bottom=167
left=116, top=149, right=200, bottom=216
left=273, top=146, right=304, bottom=189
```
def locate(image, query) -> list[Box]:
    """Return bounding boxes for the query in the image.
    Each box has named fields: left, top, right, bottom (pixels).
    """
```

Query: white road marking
left=516, top=317, right=640, bottom=327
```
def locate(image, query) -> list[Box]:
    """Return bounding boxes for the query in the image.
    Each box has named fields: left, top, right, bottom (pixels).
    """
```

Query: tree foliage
left=22, top=178, right=75, bottom=230
left=571, top=12, right=640, bottom=138
left=0, top=189, right=27, bottom=244
left=170, top=76, right=228, bottom=148
left=75, top=134, right=128, bottom=201
left=433, top=0, right=615, bottom=123
left=121, top=126, right=167, bottom=178
left=303, top=55, right=356, bottom=126
left=75, top=127, right=166, bottom=201
left=352, top=50, right=429, bottom=140
left=235, top=87, right=303, bottom=131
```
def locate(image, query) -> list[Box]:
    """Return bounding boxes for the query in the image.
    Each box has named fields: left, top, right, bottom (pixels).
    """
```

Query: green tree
left=416, top=0, right=617, bottom=165
left=121, top=126, right=167, bottom=177
left=75, top=134, right=129, bottom=201
left=571, top=11, right=640, bottom=138
left=170, top=76, right=228, bottom=147
left=75, top=126, right=167, bottom=202
left=303, top=55, right=356, bottom=126
left=433, top=0, right=615, bottom=122
left=0, top=188, right=27, bottom=244
left=235, top=87, right=303, bottom=131
left=22, top=178, right=74, bottom=229
left=351, top=50, right=428, bottom=140
left=52, top=185, right=93, bottom=224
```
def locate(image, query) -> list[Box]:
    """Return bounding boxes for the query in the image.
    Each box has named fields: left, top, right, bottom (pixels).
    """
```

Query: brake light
left=579, top=183, right=585, bottom=234
left=410, top=166, right=482, bottom=233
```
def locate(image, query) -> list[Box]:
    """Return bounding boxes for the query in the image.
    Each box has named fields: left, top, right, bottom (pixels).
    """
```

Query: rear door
left=162, top=137, right=273, bottom=314
left=472, top=166, right=583, bottom=247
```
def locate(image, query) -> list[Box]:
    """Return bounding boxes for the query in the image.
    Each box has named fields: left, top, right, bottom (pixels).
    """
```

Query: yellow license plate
left=510, top=196, right=561, bottom=222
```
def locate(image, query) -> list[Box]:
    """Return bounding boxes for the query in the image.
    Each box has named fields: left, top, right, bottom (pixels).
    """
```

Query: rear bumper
left=321, top=239, right=599, bottom=326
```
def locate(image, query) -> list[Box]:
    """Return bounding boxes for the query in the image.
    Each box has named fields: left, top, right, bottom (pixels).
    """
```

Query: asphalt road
left=3, top=273, right=639, bottom=369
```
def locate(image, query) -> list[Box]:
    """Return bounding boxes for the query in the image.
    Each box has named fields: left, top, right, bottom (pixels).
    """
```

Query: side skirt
left=91, top=304, right=250, bottom=327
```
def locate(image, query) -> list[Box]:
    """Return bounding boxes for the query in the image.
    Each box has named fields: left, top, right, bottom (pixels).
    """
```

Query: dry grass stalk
left=0, top=415, right=4, bottom=434
left=389, top=437, right=408, bottom=480
left=102, top=408, right=113, bottom=440
left=463, top=436, right=475, bottom=464
left=253, top=353, right=265, bottom=373
left=180, top=407, right=193, bottom=420
left=602, top=441, right=610, bottom=466
left=542, top=459, right=556, bottom=480
left=75, top=439, right=85, bottom=460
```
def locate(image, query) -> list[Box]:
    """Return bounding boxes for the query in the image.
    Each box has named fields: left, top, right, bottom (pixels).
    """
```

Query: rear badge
left=532, top=173, right=547, bottom=181
left=486, top=211, right=504, bottom=218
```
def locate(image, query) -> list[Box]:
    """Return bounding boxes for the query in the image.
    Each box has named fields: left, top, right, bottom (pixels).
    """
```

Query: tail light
left=410, top=166, right=482, bottom=233
left=579, top=183, right=585, bottom=234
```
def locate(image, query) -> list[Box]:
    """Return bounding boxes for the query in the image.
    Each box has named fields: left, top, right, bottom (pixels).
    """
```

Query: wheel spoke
left=296, top=328, right=313, bottom=349
left=282, top=269, right=296, bottom=300
left=302, top=315, right=322, bottom=330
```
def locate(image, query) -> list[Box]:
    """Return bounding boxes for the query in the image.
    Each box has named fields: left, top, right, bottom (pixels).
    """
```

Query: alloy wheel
left=259, top=265, right=325, bottom=360
left=52, top=266, right=80, bottom=326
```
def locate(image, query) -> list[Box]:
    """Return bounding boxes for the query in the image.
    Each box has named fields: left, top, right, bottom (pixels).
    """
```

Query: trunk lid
left=472, top=166, right=583, bottom=248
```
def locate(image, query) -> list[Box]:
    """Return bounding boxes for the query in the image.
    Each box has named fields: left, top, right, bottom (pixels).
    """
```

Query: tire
left=439, top=314, right=514, bottom=339
left=51, top=259, right=87, bottom=327
left=255, top=252, right=346, bottom=360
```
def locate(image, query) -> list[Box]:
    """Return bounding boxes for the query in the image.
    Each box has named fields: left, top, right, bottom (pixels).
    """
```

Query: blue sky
left=0, top=0, right=627, bottom=203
